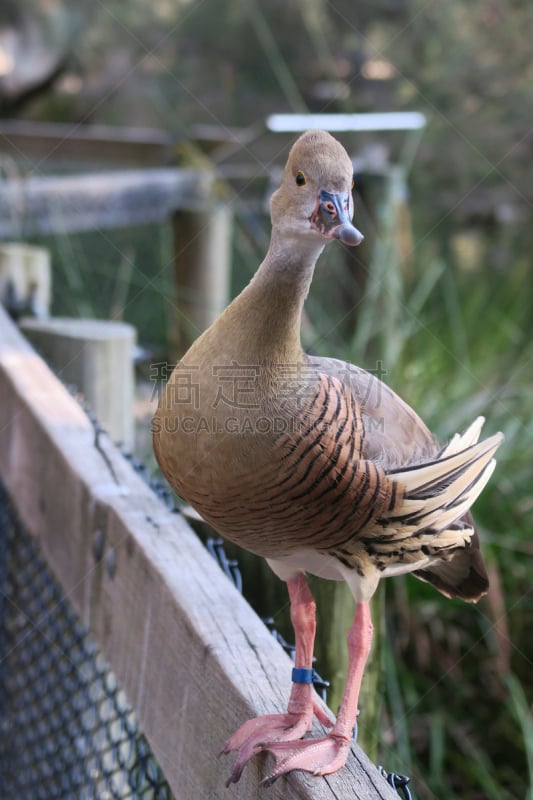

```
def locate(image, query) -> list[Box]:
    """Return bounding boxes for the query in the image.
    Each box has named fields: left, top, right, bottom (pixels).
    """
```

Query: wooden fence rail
left=0, top=166, right=232, bottom=354
left=0, top=306, right=398, bottom=799
left=0, top=119, right=174, bottom=167
left=0, top=168, right=211, bottom=238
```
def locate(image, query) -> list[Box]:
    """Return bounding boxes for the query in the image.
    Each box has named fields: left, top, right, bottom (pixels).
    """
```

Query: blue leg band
left=291, top=667, right=314, bottom=684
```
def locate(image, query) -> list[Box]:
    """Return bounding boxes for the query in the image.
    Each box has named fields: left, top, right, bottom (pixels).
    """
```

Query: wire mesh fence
left=0, top=480, right=174, bottom=800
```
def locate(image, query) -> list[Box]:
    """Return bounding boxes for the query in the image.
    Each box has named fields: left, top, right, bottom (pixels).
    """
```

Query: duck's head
left=270, top=130, right=364, bottom=247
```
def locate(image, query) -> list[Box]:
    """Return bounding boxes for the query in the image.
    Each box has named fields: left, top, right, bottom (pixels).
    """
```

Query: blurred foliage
left=0, top=0, right=92, bottom=112
left=2, top=1, right=532, bottom=799
left=33, top=222, right=174, bottom=349
left=385, top=2, right=533, bottom=237
left=18, top=0, right=532, bottom=218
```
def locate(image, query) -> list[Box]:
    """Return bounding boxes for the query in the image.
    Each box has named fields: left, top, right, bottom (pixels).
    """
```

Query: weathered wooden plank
left=0, top=168, right=212, bottom=238
left=0, top=306, right=398, bottom=800
left=0, top=119, right=174, bottom=167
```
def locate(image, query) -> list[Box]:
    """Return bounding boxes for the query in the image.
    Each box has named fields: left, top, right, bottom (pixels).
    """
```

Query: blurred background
left=0, top=2, right=531, bottom=799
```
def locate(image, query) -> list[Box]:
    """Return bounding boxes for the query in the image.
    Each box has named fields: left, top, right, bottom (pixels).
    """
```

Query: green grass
left=506, top=673, right=533, bottom=800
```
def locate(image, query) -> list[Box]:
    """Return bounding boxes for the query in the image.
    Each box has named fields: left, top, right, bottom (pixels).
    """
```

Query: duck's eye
left=295, top=170, right=307, bottom=187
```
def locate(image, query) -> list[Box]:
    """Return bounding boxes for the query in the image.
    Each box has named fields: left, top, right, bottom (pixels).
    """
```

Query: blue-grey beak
left=310, top=189, right=364, bottom=246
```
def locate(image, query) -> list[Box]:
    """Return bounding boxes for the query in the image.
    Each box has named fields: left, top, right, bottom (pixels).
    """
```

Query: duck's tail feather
left=386, top=430, right=503, bottom=534
left=439, top=415, right=486, bottom=457
left=413, top=524, right=489, bottom=601
left=375, top=426, right=503, bottom=601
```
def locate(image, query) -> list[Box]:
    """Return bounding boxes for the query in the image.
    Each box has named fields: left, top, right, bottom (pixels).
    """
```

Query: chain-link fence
left=0, top=480, right=174, bottom=800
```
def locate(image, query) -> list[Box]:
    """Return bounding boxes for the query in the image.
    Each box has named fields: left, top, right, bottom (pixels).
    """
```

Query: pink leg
left=286, top=572, right=324, bottom=717
left=222, top=573, right=331, bottom=785
left=261, top=601, right=373, bottom=784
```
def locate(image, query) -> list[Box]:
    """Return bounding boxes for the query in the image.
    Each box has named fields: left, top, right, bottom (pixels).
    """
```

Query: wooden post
left=171, top=201, right=232, bottom=357
left=0, top=243, right=51, bottom=317
left=19, top=317, right=136, bottom=448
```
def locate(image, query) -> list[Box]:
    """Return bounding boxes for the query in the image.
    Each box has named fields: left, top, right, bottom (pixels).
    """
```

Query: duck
left=153, top=129, right=503, bottom=786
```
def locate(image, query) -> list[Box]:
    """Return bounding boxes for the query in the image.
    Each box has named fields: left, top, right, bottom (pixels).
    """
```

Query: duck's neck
left=225, top=228, right=325, bottom=363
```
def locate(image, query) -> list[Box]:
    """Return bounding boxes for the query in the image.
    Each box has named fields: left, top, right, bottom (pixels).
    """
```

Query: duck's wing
left=311, top=356, right=493, bottom=601
left=310, top=355, right=439, bottom=469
